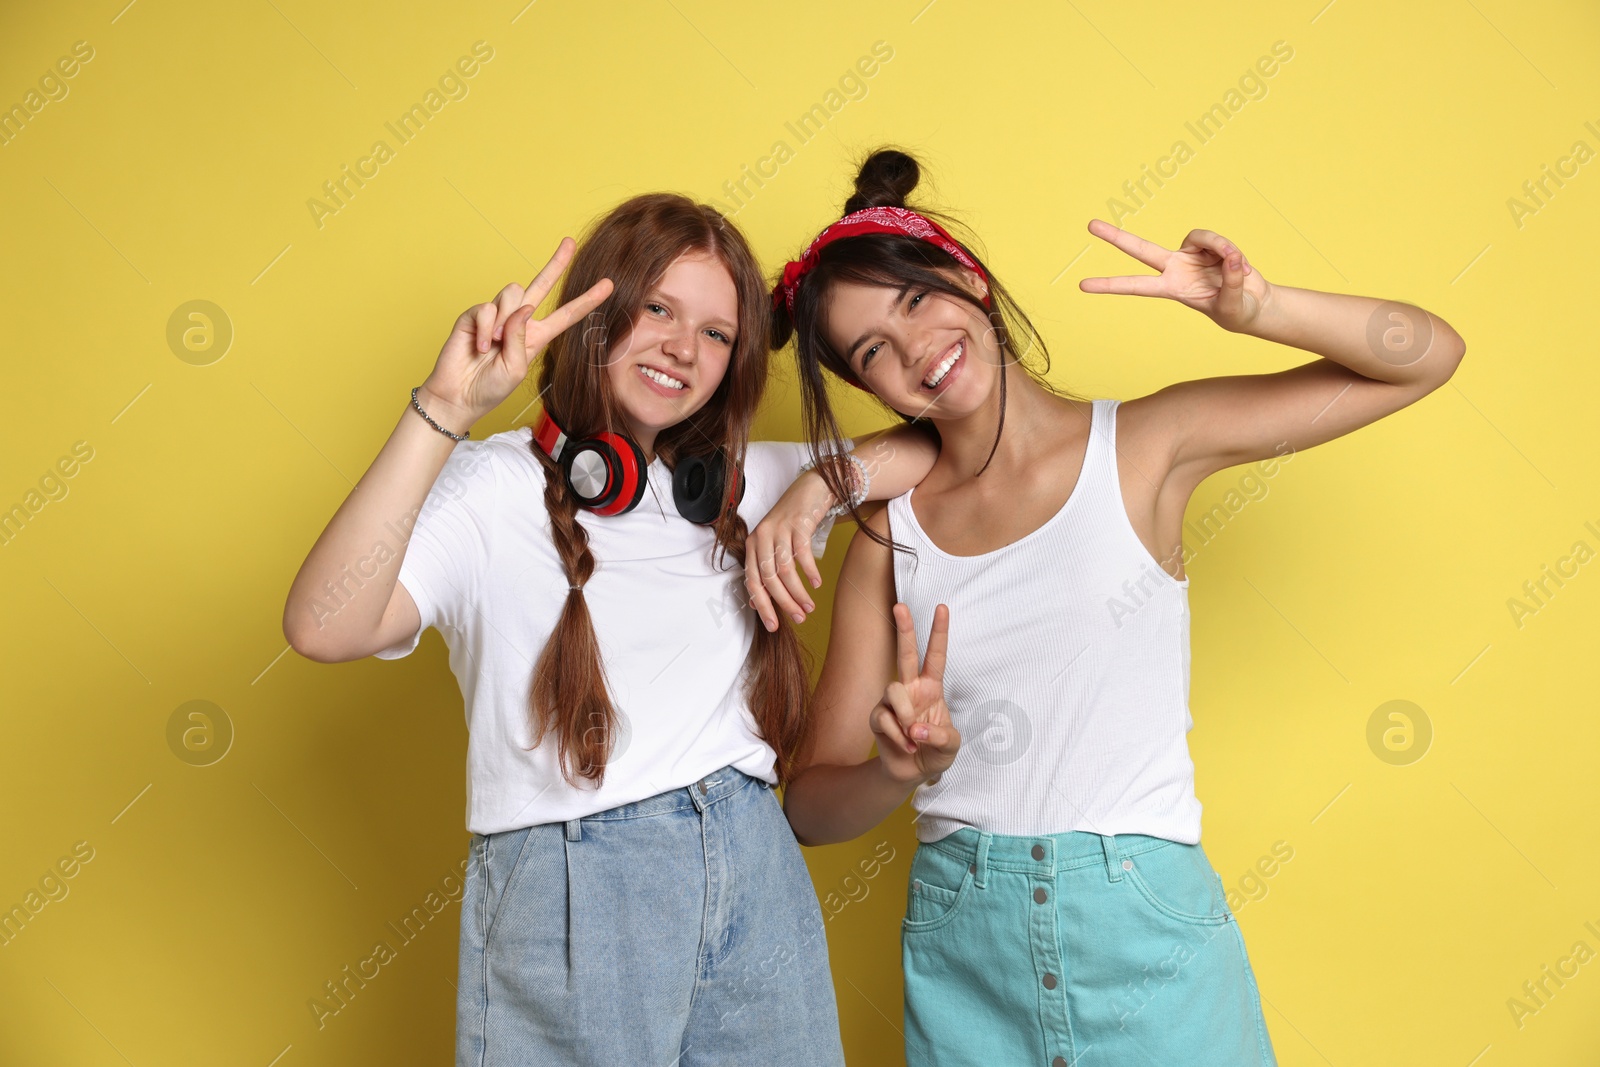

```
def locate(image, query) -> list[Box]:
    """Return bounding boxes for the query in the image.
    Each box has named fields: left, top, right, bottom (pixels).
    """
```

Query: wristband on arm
left=800, top=450, right=870, bottom=521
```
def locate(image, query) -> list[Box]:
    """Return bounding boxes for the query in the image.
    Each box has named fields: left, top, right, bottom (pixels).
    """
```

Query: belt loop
left=1101, top=833, right=1122, bottom=882
left=974, top=831, right=993, bottom=889
left=564, top=818, right=582, bottom=842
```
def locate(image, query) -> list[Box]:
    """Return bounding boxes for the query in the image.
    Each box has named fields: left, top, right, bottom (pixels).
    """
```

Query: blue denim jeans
left=455, top=765, right=846, bottom=1067
left=902, top=828, right=1277, bottom=1066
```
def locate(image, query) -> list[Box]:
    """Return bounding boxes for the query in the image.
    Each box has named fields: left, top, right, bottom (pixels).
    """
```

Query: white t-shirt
left=374, top=425, right=841, bottom=835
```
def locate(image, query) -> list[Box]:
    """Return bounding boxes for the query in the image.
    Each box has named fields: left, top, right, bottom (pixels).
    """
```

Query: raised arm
left=780, top=506, right=959, bottom=847
left=1152, top=283, right=1466, bottom=501
left=745, top=422, right=938, bottom=632
left=283, top=239, right=612, bottom=662
left=1079, top=220, right=1467, bottom=496
left=283, top=383, right=477, bottom=663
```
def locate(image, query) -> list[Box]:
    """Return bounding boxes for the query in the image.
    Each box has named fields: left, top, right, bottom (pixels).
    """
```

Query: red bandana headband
left=771, top=205, right=990, bottom=318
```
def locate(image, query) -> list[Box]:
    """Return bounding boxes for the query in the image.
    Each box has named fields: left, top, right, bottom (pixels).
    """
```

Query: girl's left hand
left=745, top=468, right=836, bottom=632
left=1078, top=220, right=1272, bottom=333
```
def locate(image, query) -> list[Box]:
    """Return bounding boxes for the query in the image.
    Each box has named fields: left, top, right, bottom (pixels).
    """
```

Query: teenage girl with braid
left=283, top=193, right=936, bottom=1066
left=768, top=149, right=1465, bottom=1066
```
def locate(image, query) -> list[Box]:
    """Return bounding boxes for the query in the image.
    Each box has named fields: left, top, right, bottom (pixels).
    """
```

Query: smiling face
left=820, top=267, right=1001, bottom=420
left=603, top=249, right=739, bottom=458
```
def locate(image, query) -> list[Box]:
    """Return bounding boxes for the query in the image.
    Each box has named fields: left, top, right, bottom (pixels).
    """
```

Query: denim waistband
left=925, top=826, right=1183, bottom=887
left=559, top=764, right=763, bottom=840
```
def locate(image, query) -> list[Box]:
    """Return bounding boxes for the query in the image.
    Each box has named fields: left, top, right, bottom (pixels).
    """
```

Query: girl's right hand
left=745, top=466, right=835, bottom=630
left=873, top=603, right=961, bottom=786
left=418, top=237, right=614, bottom=430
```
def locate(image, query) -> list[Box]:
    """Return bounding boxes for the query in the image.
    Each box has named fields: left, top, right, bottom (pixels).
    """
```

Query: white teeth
left=923, top=342, right=962, bottom=388
left=640, top=365, right=686, bottom=390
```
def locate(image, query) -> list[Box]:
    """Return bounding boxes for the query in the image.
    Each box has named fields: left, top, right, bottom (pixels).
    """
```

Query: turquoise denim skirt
left=901, top=828, right=1277, bottom=1066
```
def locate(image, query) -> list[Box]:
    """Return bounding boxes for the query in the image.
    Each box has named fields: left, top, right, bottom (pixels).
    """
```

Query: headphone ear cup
left=672, top=451, right=747, bottom=525
left=595, top=431, right=648, bottom=516
left=672, top=453, right=723, bottom=525
left=563, top=431, right=647, bottom=516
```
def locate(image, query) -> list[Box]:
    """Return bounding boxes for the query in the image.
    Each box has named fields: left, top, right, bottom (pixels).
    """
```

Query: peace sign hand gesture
left=872, top=603, right=961, bottom=787
left=1078, top=219, right=1273, bottom=334
left=418, top=236, right=614, bottom=433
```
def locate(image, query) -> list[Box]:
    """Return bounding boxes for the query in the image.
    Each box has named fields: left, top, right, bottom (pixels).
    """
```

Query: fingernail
left=804, top=602, right=814, bottom=612
left=911, top=725, right=928, bottom=740
left=792, top=612, right=804, bottom=623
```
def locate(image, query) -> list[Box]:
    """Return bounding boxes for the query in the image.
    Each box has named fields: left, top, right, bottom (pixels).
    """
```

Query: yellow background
left=2, top=1, right=1597, bottom=1063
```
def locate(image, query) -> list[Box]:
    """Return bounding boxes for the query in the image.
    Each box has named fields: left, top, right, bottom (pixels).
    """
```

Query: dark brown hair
left=526, top=192, right=813, bottom=789
left=770, top=147, right=1078, bottom=552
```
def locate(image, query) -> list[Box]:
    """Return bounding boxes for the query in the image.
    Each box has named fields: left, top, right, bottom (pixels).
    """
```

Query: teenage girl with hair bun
left=774, top=148, right=1465, bottom=1065
left=284, top=192, right=937, bottom=1066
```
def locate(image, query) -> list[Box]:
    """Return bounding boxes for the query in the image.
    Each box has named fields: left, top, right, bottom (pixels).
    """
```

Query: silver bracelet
left=411, top=386, right=470, bottom=441
left=801, top=450, right=870, bottom=519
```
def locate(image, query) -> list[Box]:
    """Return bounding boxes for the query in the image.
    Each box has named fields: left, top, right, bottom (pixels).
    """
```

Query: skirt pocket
left=901, top=845, right=976, bottom=934
left=479, top=826, right=536, bottom=942
left=1122, top=839, right=1233, bottom=927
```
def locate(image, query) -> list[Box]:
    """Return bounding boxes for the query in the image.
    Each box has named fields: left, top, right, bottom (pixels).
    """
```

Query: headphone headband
left=532, top=407, right=568, bottom=460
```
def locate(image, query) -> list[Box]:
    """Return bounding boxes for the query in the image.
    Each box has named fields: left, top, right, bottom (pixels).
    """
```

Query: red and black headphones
left=532, top=407, right=744, bottom=525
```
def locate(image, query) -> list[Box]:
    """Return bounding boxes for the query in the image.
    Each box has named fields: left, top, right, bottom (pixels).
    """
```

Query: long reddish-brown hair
left=525, top=192, right=813, bottom=789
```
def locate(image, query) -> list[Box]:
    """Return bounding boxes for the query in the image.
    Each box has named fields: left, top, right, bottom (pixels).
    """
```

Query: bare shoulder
left=1112, top=390, right=1186, bottom=479
left=839, top=502, right=896, bottom=582
left=861, top=498, right=893, bottom=540
left=1105, top=389, right=1195, bottom=582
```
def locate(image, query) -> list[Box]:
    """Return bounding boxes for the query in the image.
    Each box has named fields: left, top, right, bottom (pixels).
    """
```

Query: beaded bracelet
left=410, top=386, right=470, bottom=441
left=800, top=450, right=870, bottom=520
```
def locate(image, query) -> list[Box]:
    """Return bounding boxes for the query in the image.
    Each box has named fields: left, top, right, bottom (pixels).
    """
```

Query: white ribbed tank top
left=887, top=397, right=1203, bottom=845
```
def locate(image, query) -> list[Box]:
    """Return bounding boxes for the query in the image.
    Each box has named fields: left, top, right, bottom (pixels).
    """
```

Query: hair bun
left=843, top=148, right=920, bottom=215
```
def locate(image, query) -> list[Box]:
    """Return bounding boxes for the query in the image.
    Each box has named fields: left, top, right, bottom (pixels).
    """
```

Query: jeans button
left=1122, top=859, right=1133, bottom=870
left=697, top=780, right=708, bottom=795
left=1042, top=973, right=1057, bottom=990
left=1031, top=844, right=1045, bottom=860
left=1034, top=887, right=1048, bottom=904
